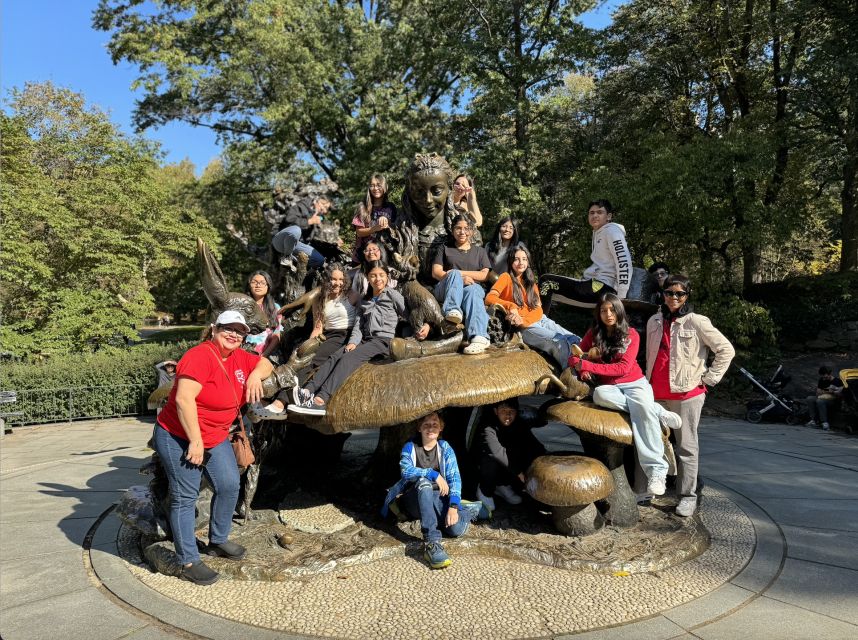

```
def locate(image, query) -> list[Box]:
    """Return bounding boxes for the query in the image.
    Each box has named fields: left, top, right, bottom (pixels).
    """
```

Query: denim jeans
left=434, top=270, right=489, bottom=340
left=400, top=478, right=472, bottom=543
left=805, top=395, right=835, bottom=424
left=280, top=225, right=325, bottom=268
left=152, top=425, right=240, bottom=565
left=521, top=316, right=581, bottom=368
left=592, top=378, right=668, bottom=480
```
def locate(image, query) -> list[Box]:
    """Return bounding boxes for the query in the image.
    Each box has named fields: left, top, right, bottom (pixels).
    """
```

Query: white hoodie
left=583, top=222, right=632, bottom=299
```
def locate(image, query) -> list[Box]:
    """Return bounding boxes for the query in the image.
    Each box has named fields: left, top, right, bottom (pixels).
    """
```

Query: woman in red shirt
left=154, top=310, right=273, bottom=585
left=569, top=294, right=681, bottom=497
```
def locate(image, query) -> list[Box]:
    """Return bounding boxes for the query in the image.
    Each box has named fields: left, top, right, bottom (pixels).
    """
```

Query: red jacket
left=568, top=328, right=644, bottom=385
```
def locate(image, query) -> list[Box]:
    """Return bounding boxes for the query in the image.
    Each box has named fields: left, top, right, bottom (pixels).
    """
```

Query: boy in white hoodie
left=541, top=199, right=632, bottom=310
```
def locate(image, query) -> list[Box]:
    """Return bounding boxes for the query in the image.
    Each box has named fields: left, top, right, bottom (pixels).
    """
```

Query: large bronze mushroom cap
left=545, top=401, right=633, bottom=445
left=526, top=455, right=614, bottom=507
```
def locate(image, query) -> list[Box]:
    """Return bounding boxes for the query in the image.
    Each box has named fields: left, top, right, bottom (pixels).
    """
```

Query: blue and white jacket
left=381, top=438, right=462, bottom=517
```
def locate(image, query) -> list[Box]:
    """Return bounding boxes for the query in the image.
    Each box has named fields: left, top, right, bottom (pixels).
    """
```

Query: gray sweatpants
left=659, top=395, right=706, bottom=498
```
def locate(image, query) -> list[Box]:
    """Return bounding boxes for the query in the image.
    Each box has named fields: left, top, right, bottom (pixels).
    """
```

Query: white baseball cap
left=214, top=310, right=249, bottom=331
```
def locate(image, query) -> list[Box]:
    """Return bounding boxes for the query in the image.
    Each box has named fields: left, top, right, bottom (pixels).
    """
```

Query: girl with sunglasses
left=569, top=294, right=682, bottom=497
left=645, top=275, right=734, bottom=517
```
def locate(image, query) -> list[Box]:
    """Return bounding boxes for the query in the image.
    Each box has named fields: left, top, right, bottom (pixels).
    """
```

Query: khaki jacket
left=645, top=312, right=735, bottom=393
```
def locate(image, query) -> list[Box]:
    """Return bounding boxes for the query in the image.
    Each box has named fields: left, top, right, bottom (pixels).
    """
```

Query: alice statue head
left=403, top=153, right=456, bottom=230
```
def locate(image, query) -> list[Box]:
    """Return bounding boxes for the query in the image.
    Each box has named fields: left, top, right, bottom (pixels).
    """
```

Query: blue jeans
left=434, top=270, right=489, bottom=340
left=400, top=479, right=472, bottom=543
left=279, top=225, right=324, bottom=268
left=152, top=425, right=240, bottom=565
left=522, top=316, right=581, bottom=368
left=592, top=378, right=668, bottom=480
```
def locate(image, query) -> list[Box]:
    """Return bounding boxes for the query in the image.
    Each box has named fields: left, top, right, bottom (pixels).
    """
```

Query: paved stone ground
left=2, top=414, right=858, bottom=639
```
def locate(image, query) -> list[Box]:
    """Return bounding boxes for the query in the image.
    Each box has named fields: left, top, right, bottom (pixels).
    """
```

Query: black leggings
left=306, top=336, right=390, bottom=401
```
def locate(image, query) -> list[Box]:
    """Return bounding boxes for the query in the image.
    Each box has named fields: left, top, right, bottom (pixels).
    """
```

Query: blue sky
left=2, top=1, right=621, bottom=174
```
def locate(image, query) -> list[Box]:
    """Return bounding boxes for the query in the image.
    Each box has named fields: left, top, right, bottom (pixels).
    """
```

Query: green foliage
left=0, top=82, right=217, bottom=357
left=0, top=342, right=192, bottom=425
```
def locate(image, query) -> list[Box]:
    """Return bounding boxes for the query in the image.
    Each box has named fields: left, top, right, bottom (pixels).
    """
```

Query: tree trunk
left=840, top=153, right=858, bottom=271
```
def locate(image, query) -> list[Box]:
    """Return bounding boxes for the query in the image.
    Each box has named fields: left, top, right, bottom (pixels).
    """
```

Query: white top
left=324, top=296, right=356, bottom=331
left=583, top=222, right=632, bottom=299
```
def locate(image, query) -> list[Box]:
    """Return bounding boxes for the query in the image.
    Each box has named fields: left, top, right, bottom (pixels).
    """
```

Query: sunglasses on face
left=216, top=324, right=248, bottom=338
left=663, top=290, right=688, bottom=299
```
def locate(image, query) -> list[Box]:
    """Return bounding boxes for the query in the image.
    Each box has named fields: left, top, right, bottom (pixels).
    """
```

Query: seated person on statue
left=243, top=270, right=282, bottom=359
left=288, top=260, right=405, bottom=416
left=273, top=194, right=331, bottom=269
left=485, top=243, right=581, bottom=368
left=568, top=294, right=679, bottom=498
left=352, top=174, right=397, bottom=264
left=432, top=215, right=492, bottom=355
left=485, top=216, right=523, bottom=274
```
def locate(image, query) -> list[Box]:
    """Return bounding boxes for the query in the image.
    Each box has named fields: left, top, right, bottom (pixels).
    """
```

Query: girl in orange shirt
left=485, top=244, right=580, bottom=368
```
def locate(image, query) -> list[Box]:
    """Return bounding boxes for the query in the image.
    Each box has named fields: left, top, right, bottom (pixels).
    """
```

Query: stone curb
left=88, top=479, right=785, bottom=640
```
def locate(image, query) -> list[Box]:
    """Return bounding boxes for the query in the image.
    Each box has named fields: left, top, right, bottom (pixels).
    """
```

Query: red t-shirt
left=650, top=317, right=706, bottom=401
left=158, top=342, right=261, bottom=448
left=570, top=328, right=645, bottom=385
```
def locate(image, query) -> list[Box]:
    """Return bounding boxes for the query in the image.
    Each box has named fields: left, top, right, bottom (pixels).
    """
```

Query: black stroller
left=740, top=365, right=806, bottom=424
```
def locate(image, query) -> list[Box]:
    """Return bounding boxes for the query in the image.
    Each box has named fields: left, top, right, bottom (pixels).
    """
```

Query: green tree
left=0, top=82, right=214, bottom=356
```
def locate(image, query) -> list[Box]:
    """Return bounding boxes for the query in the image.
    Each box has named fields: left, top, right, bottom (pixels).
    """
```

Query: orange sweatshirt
left=485, top=272, right=544, bottom=327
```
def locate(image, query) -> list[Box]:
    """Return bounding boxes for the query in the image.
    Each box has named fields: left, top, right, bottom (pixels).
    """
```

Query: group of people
left=151, top=174, right=738, bottom=581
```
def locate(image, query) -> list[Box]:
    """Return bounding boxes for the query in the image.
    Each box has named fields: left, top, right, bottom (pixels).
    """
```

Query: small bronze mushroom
left=543, top=400, right=639, bottom=527
left=525, top=455, right=614, bottom=536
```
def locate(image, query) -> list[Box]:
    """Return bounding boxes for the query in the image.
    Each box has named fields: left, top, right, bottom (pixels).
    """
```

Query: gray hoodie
left=349, top=287, right=406, bottom=345
left=583, top=222, right=632, bottom=299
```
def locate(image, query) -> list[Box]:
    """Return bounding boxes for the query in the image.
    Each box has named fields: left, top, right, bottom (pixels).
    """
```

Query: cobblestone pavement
left=2, top=414, right=858, bottom=639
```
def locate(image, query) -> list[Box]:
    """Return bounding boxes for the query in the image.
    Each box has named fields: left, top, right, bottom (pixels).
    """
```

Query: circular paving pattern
left=112, top=487, right=754, bottom=639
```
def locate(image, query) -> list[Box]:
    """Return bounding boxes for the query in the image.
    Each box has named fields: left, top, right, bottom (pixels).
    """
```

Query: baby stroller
left=740, top=365, right=806, bottom=424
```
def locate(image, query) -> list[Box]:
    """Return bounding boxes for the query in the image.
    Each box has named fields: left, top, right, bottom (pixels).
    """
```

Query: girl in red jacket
left=569, top=294, right=681, bottom=496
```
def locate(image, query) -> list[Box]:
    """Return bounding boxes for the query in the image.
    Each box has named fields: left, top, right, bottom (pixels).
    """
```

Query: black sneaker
left=206, top=540, right=246, bottom=560
left=180, top=561, right=219, bottom=585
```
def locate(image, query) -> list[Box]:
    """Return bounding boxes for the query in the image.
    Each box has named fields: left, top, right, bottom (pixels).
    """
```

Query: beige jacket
left=645, top=312, right=735, bottom=393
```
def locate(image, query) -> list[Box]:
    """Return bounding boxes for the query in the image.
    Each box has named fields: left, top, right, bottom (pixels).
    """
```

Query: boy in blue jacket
left=382, top=411, right=482, bottom=569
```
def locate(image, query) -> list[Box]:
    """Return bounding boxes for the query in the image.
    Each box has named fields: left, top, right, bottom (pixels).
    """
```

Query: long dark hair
left=362, top=259, right=389, bottom=300
left=591, top=293, right=630, bottom=362
left=661, top=274, right=693, bottom=317
left=358, top=239, right=388, bottom=266
left=312, top=263, right=352, bottom=328
left=506, top=244, right=541, bottom=309
left=356, top=174, right=393, bottom=226
left=245, top=270, right=278, bottom=328
left=487, top=216, right=520, bottom=253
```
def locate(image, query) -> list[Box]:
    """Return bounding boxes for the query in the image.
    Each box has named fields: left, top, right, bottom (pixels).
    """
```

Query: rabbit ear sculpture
left=198, top=237, right=270, bottom=334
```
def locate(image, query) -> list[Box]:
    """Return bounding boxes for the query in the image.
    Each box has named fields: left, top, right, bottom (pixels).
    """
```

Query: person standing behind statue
left=153, top=310, right=274, bottom=585
left=569, top=294, right=681, bottom=497
left=485, top=216, right=522, bottom=274
left=273, top=195, right=331, bottom=269
left=452, top=174, right=483, bottom=229
left=432, top=215, right=492, bottom=355
left=475, top=398, right=546, bottom=511
left=485, top=244, right=580, bottom=368
left=805, top=366, right=844, bottom=431
left=243, top=271, right=282, bottom=358
left=648, top=262, right=670, bottom=306
left=645, top=275, right=735, bottom=517
left=351, top=174, right=397, bottom=263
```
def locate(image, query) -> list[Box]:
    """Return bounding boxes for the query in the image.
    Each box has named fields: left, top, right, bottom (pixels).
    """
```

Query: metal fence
left=1, top=385, right=152, bottom=427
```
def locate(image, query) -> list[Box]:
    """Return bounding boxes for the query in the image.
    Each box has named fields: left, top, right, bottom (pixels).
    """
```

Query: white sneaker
left=805, top=420, right=817, bottom=428
left=287, top=403, right=326, bottom=416
left=444, top=309, right=463, bottom=324
left=635, top=492, right=654, bottom=505
left=463, top=335, right=490, bottom=355
left=647, top=475, right=667, bottom=496
left=676, top=496, right=697, bottom=517
left=495, top=485, right=523, bottom=505
left=475, top=487, right=496, bottom=512
left=659, top=409, right=682, bottom=430
left=822, top=422, right=830, bottom=431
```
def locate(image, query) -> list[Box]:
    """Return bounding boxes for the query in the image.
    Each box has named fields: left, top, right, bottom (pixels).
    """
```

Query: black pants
left=307, top=336, right=390, bottom=401
left=542, top=276, right=616, bottom=313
